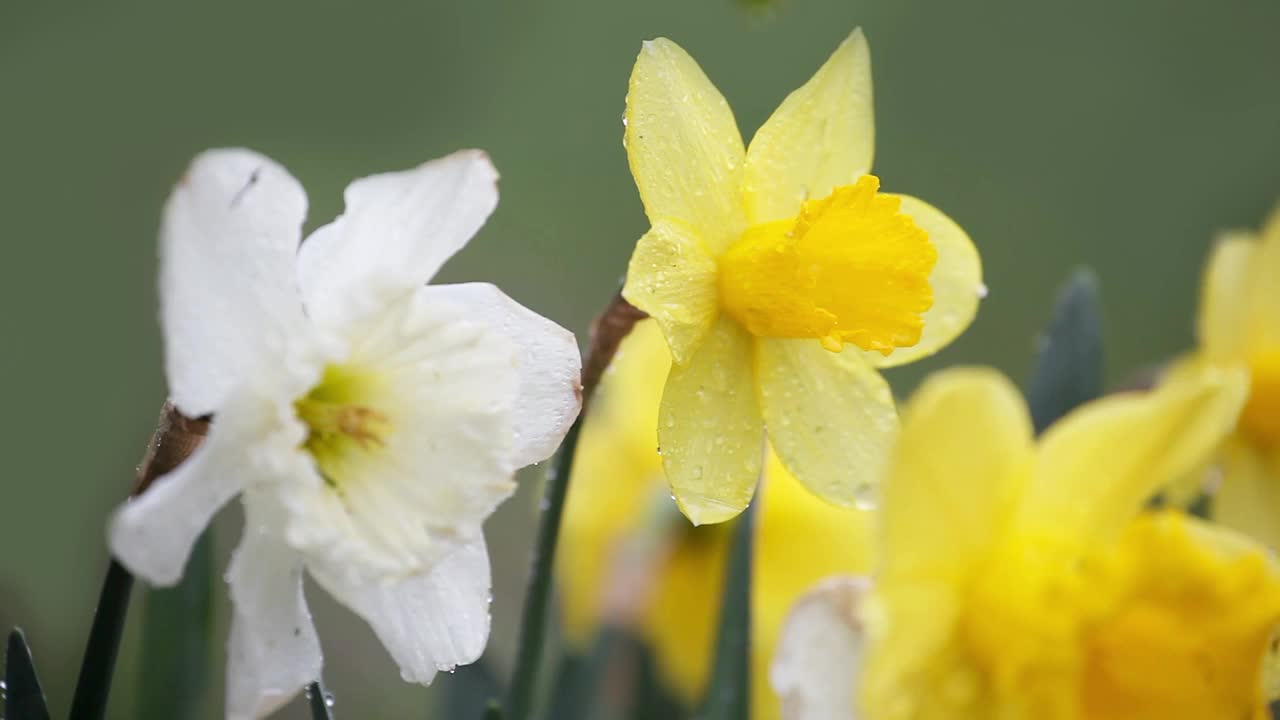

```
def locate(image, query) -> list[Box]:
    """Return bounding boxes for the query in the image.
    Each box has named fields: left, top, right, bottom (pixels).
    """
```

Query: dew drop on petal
left=853, top=483, right=878, bottom=511
left=976, top=282, right=989, bottom=299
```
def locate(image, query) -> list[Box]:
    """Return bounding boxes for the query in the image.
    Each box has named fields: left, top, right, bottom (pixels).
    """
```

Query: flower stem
left=504, top=292, right=645, bottom=720
left=69, top=404, right=209, bottom=720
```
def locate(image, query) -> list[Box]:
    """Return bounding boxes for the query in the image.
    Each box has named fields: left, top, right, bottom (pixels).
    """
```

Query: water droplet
left=853, top=483, right=878, bottom=510
left=324, top=693, right=336, bottom=707
left=975, top=283, right=989, bottom=299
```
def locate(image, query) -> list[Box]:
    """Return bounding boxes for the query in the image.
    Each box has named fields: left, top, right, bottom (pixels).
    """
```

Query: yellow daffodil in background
left=770, top=365, right=1280, bottom=720
left=558, top=320, right=872, bottom=720
left=1172, top=209, right=1280, bottom=548
left=621, top=29, right=983, bottom=524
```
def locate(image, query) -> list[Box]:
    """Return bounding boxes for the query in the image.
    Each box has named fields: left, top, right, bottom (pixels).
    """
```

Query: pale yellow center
left=1241, top=350, right=1280, bottom=451
left=717, top=175, right=937, bottom=354
left=294, top=364, right=392, bottom=489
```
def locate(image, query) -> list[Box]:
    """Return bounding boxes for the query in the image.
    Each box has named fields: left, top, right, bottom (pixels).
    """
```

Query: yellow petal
left=639, top=522, right=731, bottom=701
left=625, top=38, right=747, bottom=253
left=1214, top=442, right=1280, bottom=552
left=1023, top=364, right=1249, bottom=542
left=755, top=338, right=898, bottom=507
left=558, top=321, right=670, bottom=647
left=770, top=577, right=869, bottom=720
left=659, top=316, right=763, bottom=524
left=861, top=195, right=983, bottom=368
left=756, top=454, right=874, bottom=720
left=880, top=368, right=1032, bottom=582
left=743, top=28, right=874, bottom=225
left=622, top=221, right=720, bottom=365
left=1198, top=234, right=1257, bottom=362
left=861, top=582, right=973, bottom=720
left=721, top=179, right=936, bottom=355
left=1248, top=207, right=1280, bottom=350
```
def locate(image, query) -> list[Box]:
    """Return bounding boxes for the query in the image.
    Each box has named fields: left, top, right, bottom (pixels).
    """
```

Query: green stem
left=68, top=560, right=134, bottom=720
left=70, top=405, right=208, bottom=720
left=698, top=499, right=755, bottom=720
left=503, top=293, right=644, bottom=720
left=505, top=417, right=582, bottom=720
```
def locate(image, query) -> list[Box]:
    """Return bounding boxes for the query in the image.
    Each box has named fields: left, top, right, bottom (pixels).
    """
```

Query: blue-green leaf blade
left=698, top=501, right=755, bottom=720
left=136, top=530, right=214, bottom=718
left=5, top=628, right=51, bottom=720
left=1027, top=267, right=1105, bottom=433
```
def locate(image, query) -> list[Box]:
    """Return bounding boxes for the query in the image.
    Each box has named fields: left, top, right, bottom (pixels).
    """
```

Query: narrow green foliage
left=698, top=502, right=756, bottom=720
left=69, top=560, right=135, bottom=720
left=1028, top=267, right=1105, bottom=433
left=308, top=680, right=335, bottom=719
left=505, top=417, right=584, bottom=720
left=137, top=531, right=213, bottom=718
left=5, top=628, right=51, bottom=720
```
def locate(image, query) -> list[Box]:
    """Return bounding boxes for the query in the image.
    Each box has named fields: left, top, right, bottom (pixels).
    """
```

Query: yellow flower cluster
left=559, top=25, right=1280, bottom=720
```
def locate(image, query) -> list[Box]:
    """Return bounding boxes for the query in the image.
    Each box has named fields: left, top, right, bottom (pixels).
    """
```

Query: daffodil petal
left=860, top=583, right=968, bottom=719
left=297, top=150, right=499, bottom=334
left=622, top=220, right=721, bottom=364
left=1214, top=443, right=1280, bottom=551
left=743, top=29, right=874, bottom=225
left=770, top=577, right=869, bottom=720
left=1247, top=208, right=1280, bottom=349
left=861, top=195, right=982, bottom=368
left=559, top=322, right=669, bottom=647
left=659, top=316, right=762, bottom=525
left=310, top=539, right=491, bottom=684
left=756, top=338, right=897, bottom=508
left=756, top=454, right=875, bottom=720
left=1024, top=364, right=1249, bottom=541
left=283, top=288, right=520, bottom=577
left=413, top=282, right=581, bottom=468
left=225, top=494, right=322, bottom=720
left=160, top=149, right=311, bottom=417
left=1198, top=233, right=1256, bottom=361
left=109, top=392, right=283, bottom=586
left=881, top=368, right=1032, bottom=581
left=626, top=38, right=747, bottom=253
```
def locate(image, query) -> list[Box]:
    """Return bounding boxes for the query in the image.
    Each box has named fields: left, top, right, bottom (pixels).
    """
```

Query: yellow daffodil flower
left=620, top=29, right=983, bottom=524
left=1172, top=208, right=1280, bottom=548
left=558, top=320, right=872, bottom=720
left=771, top=365, right=1280, bottom=720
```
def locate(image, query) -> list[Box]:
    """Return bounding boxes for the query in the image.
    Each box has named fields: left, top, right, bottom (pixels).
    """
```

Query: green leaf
left=5, top=628, right=51, bottom=720
left=436, top=659, right=501, bottom=719
left=69, top=560, right=135, bottom=720
left=308, top=680, right=335, bottom=719
left=1027, top=267, right=1105, bottom=434
left=136, top=529, right=214, bottom=718
left=697, top=502, right=755, bottom=720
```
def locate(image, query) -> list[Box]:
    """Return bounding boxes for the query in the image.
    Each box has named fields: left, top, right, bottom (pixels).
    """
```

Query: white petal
left=297, top=150, right=499, bottom=334
left=160, top=148, right=311, bottom=418
left=225, top=494, right=322, bottom=720
left=282, top=289, right=521, bottom=577
left=414, top=283, right=581, bottom=468
left=772, top=577, right=869, bottom=720
left=310, top=540, right=492, bottom=684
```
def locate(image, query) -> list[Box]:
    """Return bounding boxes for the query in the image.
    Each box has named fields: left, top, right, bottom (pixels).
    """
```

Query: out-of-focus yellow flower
left=558, top=320, right=872, bottom=720
left=771, top=365, right=1279, bottom=720
left=1171, top=209, right=1280, bottom=548
left=620, top=30, right=983, bottom=524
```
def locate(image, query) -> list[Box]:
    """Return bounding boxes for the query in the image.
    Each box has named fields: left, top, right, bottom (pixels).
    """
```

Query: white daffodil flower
left=108, top=148, right=582, bottom=719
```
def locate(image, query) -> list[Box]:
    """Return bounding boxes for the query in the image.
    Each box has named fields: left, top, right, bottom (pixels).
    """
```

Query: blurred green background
left=2, top=0, right=1278, bottom=717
